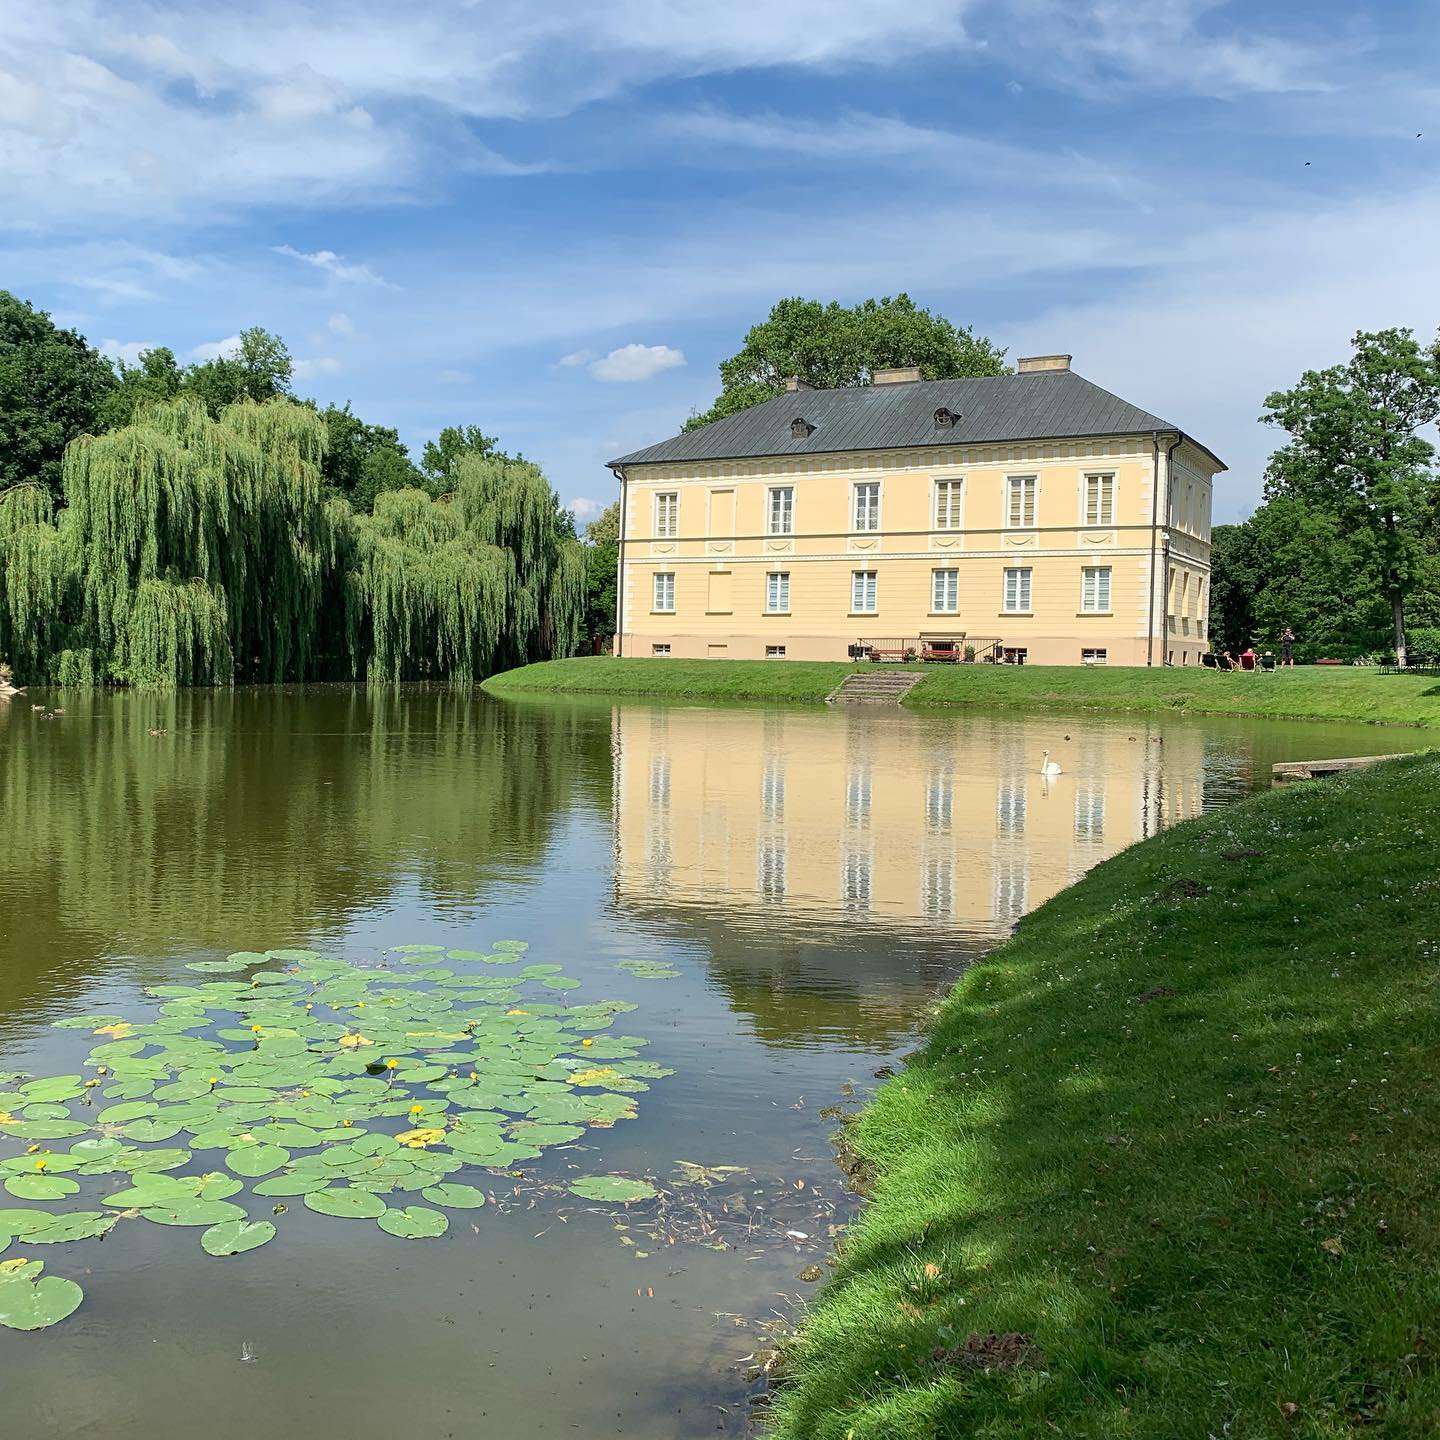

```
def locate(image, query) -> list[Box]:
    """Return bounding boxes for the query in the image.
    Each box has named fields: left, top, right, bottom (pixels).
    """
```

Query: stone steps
left=825, top=670, right=925, bottom=705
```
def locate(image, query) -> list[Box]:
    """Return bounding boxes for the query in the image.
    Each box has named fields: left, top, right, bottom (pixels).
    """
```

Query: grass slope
left=771, top=754, right=1440, bottom=1439
left=483, top=659, right=1440, bottom=728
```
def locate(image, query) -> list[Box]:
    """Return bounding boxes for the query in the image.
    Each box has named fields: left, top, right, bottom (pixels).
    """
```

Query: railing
left=851, top=635, right=1005, bottom=664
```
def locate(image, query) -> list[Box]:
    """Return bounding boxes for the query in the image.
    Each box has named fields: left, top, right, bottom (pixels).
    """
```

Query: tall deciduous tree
left=97, top=347, right=184, bottom=431
left=0, top=291, right=117, bottom=504
left=1261, top=328, right=1440, bottom=665
left=685, top=294, right=1008, bottom=431
left=183, top=327, right=295, bottom=416
left=319, top=404, right=422, bottom=512
left=421, top=424, right=500, bottom=490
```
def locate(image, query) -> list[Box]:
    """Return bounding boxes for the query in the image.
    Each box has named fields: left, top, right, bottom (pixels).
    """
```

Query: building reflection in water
left=613, top=705, right=1204, bottom=947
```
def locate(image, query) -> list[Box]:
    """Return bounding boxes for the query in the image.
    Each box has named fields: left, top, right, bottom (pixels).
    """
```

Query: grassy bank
left=483, top=657, right=1440, bottom=728
left=771, top=754, right=1440, bottom=1438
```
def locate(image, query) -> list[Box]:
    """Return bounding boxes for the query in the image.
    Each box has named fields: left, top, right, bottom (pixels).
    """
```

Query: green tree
left=585, top=500, right=620, bottom=548
left=182, top=326, right=294, bottom=417
left=420, top=424, right=499, bottom=491
left=685, top=294, right=1008, bottom=431
left=0, top=291, right=116, bottom=503
left=96, top=347, right=184, bottom=430
left=1261, top=328, right=1440, bottom=665
left=319, top=404, right=422, bottom=512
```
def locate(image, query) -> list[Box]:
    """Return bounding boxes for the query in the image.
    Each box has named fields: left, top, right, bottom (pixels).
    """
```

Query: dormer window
left=790, top=417, right=815, bottom=439
left=934, top=407, right=958, bottom=430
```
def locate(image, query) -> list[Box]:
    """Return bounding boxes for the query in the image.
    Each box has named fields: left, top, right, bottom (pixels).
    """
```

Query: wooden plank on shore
left=1272, top=753, right=1413, bottom=783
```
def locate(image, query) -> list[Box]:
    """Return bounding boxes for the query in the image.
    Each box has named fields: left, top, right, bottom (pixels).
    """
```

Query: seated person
left=1260, top=650, right=1277, bottom=672
left=1240, top=647, right=1258, bottom=671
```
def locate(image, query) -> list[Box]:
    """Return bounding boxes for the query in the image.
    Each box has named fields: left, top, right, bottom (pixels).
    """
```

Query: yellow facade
left=613, top=374, right=1222, bottom=667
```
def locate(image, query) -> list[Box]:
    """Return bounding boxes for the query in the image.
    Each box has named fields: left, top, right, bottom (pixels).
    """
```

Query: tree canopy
left=0, top=291, right=117, bottom=504
left=685, top=294, right=1008, bottom=430
left=1259, top=327, right=1440, bottom=664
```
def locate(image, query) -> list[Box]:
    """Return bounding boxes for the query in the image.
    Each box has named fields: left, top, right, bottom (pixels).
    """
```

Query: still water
left=0, top=688, right=1418, bottom=1437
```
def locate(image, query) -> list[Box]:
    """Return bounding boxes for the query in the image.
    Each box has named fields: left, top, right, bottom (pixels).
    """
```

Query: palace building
left=606, top=355, right=1223, bottom=667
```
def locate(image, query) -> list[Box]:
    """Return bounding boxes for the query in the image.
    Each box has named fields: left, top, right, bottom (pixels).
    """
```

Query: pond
left=0, top=688, right=1420, bottom=1437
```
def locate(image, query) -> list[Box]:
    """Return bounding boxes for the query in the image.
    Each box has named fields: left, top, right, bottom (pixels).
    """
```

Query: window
left=997, top=781, right=1026, bottom=835
left=761, top=759, right=785, bottom=820
left=925, top=768, right=953, bottom=831
left=765, top=645, right=787, bottom=660
left=766, top=571, right=790, bottom=614
left=932, top=568, right=959, bottom=613
left=649, top=755, right=671, bottom=808
left=651, top=643, right=671, bottom=657
left=654, top=491, right=679, bottom=538
left=846, top=764, right=871, bottom=827
left=933, top=406, right=958, bottom=431
left=1002, top=646, right=1028, bottom=665
left=758, top=840, right=787, bottom=900
left=1083, top=473, right=1114, bottom=526
left=1081, top=565, right=1111, bottom=613
left=841, top=847, right=872, bottom=911
left=934, top=478, right=964, bottom=529
left=1075, top=788, right=1105, bottom=840
left=993, top=855, right=1029, bottom=923
left=1006, top=475, right=1037, bottom=528
left=652, top=572, right=675, bottom=612
left=790, top=417, right=814, bottom=439
left=1003, top=567, right=1032, bottom=613
left=767, top=486, right=794, bottom=535
left=1081, top=647, right=1108, bottom=665
left=851, top=570, right=877, bottom=614
left=853, top=482, right=880, bottom=532
left=921, top=852, right=954, bottom=919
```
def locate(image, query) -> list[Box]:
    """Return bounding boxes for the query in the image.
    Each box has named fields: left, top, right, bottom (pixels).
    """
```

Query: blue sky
left=2, top=1, right=1437, bottom=522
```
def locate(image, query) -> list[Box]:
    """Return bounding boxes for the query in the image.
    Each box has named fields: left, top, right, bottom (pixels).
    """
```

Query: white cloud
left=99, top=338, right=157, bottom=365
left=558, top=350, right=596, bottom=367
left=188, top=334, right=241, bottom=362
left=436, top=368, right=473, bottom=384
left=568, top=496, right=605, bottom=520
left=588, top=344, right=687, bottom=383
left=293, top=355, right=342, bottom=379
left=273, top=245, right=392, bottom=287
left=327, top=312, right=355, bottom=336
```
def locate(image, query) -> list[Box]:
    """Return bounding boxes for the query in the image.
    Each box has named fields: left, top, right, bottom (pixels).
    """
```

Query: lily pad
left=251, top=1173, right=332, bottom=1197
left=200, top=1219, right=276, bottom=1256
left=137, top=1199, right=249, bottom=1228
left=225, top=1144, right=290, bottom=1178
left=5, top=1174, right=80, bottom=1201
left=377, top=1205, right=448, bottom=1239
left=568, top=1176, right=659, bottom=1203
left=23, top=1212, right=117, bottom=1244
left=0, top=1265, right=84, bottom=1331
left=419, top=1182, right=486, bottom=1210
left=303, top=1187, right=388, bottom=1219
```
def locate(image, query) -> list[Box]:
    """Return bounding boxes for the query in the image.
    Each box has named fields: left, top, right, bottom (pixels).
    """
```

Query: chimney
left=1016, top=354, right=1072, bottom=374
left=872, top=366, right=923, bottom=385
left=783, top=376, right=811, bottom=392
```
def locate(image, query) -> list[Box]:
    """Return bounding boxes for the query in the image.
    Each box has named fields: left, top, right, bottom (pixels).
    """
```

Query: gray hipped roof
left=608, top=370, right=1224, bottom=470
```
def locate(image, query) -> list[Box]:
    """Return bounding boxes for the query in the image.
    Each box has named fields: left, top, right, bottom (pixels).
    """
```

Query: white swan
left=1040, top=750, right=1063, bottom=777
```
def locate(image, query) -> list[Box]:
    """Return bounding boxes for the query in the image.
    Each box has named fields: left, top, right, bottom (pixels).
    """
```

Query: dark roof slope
left=608, top=371, right=1224, bottom=470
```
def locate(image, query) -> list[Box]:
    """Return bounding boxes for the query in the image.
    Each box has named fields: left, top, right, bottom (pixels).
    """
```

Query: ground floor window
left=766, top=571, right=790, bottom=613
left=765, top=645, right=786, bottom=659
left=1001, top=647, right=1028, bottom=664
left=652, top=571, right=675, bottom=612
left=651, top=643, right=671, bottom=656
left=931, top=568, right=958, bottom=613
left=851, top=570, right=877, bottom=614
left=1081, top=647, right=1107, bottom=665
left=1081, top=565, right=1111, bottom=613
left=1003, top=567, right=1032, bottom=613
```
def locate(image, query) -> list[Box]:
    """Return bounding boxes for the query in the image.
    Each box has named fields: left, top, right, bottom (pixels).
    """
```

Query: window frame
left=1081, top=565, right=1112, bottom=614
left=1005, top=474, right=1037, bottom=529
left=1081, top=647, right=1108, bottom=666
left=850, top=569, right=878, bottom=615
left=767, top=485, right=795, bottom=536
left=764, top=645, right=787, bottom=660
left=652, top=571, right=676, bottom=613
left=1003, top=566, right=1032, bottom=614
left=1082, top=472, right=1115, bottom=527
left=651, top=643, right=671, bottom=657
left=933, top=476, right=965, bottom=530
left=653, top=490, right=679, bottom=539
left=765, top=570, right=790, bottom=615
left=931, top=567, right=959, bottom=614
left=852, top=481, right=881, bottom=533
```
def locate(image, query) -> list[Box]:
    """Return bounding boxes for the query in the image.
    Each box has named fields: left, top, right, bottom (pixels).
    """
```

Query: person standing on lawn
left=1281, top=627, right=1296, bottom=668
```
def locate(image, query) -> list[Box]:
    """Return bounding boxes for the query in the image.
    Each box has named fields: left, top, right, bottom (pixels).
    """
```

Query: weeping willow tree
left=0, top=398, right=587, bottom=687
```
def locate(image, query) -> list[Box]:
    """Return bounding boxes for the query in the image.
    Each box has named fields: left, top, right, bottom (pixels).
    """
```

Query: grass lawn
left=770, top=754, right=1440, bottom=1438
left=483, top=657, right=1440, bottom=728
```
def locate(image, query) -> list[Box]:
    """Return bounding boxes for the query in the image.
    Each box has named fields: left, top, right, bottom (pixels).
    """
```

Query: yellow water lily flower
left=385, top=1058, right=399, bottom=1071
left=581, top=1038, right=594, bottom=1048
left=25, top=1143, right=39, bottom=1153
left=251, top=1024, right=263, bottom=1034
left=35, top=1159, right=47, bottom=1172
left=342, top=1119, right=353, bottom=1128
left=468, top=1071, right=478, bottom=1083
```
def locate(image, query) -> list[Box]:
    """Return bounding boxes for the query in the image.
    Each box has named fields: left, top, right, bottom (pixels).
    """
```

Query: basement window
left=790, top=417, right=815, bottom=438
left=651, top=643, right=671, bottom=657
left=1081, top=647, right=1108, bottom=665
left=765, top=645, right=787, bottom=659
